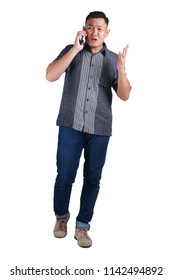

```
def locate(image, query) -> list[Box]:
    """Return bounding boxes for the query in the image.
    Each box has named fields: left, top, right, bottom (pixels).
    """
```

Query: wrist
left=118, top=68, right=126, bottom=74
left=71, top=45, right=81, bottom=54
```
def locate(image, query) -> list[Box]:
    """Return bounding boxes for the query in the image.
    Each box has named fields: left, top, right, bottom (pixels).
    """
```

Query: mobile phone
left=79, top=35, right=85, bottom=45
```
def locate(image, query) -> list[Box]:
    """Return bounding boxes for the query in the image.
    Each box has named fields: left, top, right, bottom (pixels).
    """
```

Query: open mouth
left=91, top=38, right=98, bottom=42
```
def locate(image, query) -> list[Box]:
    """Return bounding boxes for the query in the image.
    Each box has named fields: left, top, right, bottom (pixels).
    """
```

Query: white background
left=0, top=0, right=173, bottom=279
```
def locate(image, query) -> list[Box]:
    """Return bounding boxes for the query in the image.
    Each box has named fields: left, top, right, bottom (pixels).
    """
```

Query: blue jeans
left=53, top=127, right=110, bottom=230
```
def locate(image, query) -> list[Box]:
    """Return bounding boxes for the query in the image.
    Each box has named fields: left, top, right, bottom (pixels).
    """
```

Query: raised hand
left=117, top=45, right=129, bottom=74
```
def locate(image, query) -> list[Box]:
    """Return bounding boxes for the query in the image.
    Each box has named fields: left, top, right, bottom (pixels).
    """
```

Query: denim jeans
left=53, top=126, right=110, bottom=230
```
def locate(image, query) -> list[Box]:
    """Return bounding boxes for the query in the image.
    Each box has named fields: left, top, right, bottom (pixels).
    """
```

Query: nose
left=92, top=27, right=97, bottom=35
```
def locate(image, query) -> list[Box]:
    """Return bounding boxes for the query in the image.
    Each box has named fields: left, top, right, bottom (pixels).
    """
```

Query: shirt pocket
left=98, top=77, right=112, bottom=89
left=98, top=65, right=115, bottom=89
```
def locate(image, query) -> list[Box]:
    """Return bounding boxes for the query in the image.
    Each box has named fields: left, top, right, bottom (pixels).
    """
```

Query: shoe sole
left=54, top=233, right=67, bottom=238
left=74, top=236, right=92, bottom=248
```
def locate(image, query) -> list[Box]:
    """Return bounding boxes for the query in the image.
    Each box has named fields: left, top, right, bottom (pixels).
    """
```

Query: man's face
left=84, top=18, right=110, bottom=51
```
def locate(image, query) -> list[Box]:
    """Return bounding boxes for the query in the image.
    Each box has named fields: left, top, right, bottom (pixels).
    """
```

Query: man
left=46, top=11, right=132, bottom=248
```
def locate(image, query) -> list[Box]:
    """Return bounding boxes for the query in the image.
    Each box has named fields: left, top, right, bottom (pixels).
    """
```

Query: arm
left=116, top=45, right=132, bottom=101
left=46, top=31, right=87, bottom=82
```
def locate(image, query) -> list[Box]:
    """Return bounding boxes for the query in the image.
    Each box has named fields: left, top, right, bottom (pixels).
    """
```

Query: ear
left=106, top=29, right=110, bottom=38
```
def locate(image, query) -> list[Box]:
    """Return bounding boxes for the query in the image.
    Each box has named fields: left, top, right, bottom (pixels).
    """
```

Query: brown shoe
left=53, top=213, right=70, bottom=238
left=74, top=228, right=92, bottom=248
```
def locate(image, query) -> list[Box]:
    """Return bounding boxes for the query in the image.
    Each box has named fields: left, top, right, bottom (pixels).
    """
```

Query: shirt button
left=88, top=87, right=91, bottom=90
left=87, top=99, right=89, bottom=101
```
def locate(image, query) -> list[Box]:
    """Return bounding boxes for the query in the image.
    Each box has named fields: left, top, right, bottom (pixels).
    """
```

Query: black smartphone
left=79, top=36, right=84, bottom=45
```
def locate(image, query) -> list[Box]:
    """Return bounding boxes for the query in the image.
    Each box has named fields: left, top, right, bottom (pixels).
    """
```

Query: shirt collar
left=84, top=42, right=107, bottom=56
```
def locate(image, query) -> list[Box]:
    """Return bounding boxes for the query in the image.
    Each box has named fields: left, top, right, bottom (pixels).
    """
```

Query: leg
left=76, top=133, right=110, bottom=229
left=53, top=127, right=83, bottom=217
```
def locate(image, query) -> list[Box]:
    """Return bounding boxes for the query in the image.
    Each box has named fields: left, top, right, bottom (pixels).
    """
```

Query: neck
left=85, top=43, right=104, bottom=53
left=90, top=46, right=103, bottom=53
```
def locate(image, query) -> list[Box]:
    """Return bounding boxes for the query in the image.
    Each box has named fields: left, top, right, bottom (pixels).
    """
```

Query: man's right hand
left=73, top=31, right=87, bottom=51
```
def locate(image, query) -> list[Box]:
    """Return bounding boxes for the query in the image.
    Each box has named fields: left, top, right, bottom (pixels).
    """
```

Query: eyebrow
left=87, top=24, right=104, bottom=28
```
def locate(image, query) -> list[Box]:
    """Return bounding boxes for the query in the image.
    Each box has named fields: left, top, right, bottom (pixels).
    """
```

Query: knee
left=83, top=179, right=100, bottom=190
left=55, top=172, right=76, bottom=190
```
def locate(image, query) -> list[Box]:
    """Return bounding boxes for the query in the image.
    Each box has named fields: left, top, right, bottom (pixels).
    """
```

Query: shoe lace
left=57, top=219, right=66, bottom=231
left=78, top=228, right=90, bottom=239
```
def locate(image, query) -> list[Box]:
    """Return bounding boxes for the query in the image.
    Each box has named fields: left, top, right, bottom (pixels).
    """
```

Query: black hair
left=85, top=11, right=109, bottom=26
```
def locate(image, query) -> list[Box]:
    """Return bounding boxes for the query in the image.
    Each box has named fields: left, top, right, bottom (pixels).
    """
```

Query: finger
left=124, top=44, right=129, bottom=56
left=122, top=48, right=126, bottom=57
left=77, top=31, right=87, bottom=38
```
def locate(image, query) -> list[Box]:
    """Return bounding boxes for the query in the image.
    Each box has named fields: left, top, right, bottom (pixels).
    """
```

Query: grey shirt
left=55, top=43, right=118, bottom=136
